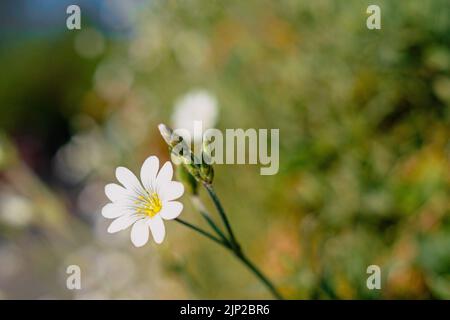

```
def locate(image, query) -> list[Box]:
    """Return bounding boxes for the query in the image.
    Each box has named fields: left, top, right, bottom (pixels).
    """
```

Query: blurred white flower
left=54, top=128, right=117, bottom=184
left=0, top=193, right=33, bottom=228
left=171, top=89, right=219, bottom=142
left=102, top=156, right=184, bottom=247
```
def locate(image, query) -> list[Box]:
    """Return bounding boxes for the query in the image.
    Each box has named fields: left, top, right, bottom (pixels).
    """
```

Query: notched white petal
left=159, top=181, right=184, bottom=201
left=107, top=215, right=138, bottom=233
left=105, top=183, right=128, bottom=202
left=116, top=166, right=144, bottom=194
left=160, top=201, right=183, bottom=220
left=156, top=161, right=173, bottom=187
left=147, top=216, right=166, bottom=244
left=131, top=219, right=150, bottom=247
left=140, top=156, right=159, bottom=191
left=102, top=203, right=126, bottom=219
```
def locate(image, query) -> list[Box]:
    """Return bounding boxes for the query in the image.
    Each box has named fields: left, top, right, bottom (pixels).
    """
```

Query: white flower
left=171, top=89, right=219, bottom=142
left=0, top=193, right=33, bottom=228
left=102, top=156, right=184, bottom=247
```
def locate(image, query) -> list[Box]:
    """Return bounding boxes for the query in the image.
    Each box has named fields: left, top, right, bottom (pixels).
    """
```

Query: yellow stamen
left=135, top=192, right=162, bottom=218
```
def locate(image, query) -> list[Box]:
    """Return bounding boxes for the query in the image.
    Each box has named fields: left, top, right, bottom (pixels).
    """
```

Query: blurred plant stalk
left=159, top=124, right=284, bottom=300
left=0, top=133, right=90, bottom=243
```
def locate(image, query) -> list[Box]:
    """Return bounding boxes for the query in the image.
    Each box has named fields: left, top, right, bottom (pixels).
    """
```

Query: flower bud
left=200, top=162, right=214, bottom=184
left=158, top=123, right=182, bottom=148
left=158, top=123, right=214, bottom=185
left=176, top=164, right=198, bottom=195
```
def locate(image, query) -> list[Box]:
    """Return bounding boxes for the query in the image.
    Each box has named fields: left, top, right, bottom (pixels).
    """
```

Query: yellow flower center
left=135, top=192, right=162, bottom=218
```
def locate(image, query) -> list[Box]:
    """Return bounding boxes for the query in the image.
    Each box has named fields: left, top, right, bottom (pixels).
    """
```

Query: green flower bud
left=200, top=162, right=214, bottom=184
left=176, top=164, right=198, bottom=195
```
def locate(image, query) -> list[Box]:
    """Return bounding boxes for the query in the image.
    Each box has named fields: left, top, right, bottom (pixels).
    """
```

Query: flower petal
left=105, top=183, right=128, bottom=202
left=101, top=203, right=129, bottom=219
left=107, top=215, right=139, bottom=233
left=159, top=181, right=184, bottom=201
left=140, top=156, right=159, bottom=191
left=116, top=167, right=144, bottom=195
left=160, top=201, right=183, bottom=220
left=130, top=219, right=150, bottom=247
left=147, top=215, right=165, bottom=244
left=156, top=161, right=173, bottom=188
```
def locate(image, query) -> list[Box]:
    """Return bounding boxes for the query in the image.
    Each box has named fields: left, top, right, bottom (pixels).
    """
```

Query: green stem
left=191, top=196, right=229, bottom=244
left=200, top=184, right=284, bottom=300
left=203, top=183, right=239, bottom=250
left=234, top=250, right=284, bottom=300
left=175, top=218, right=230, bottom=248
left=177, top=215, right=284, bottom=299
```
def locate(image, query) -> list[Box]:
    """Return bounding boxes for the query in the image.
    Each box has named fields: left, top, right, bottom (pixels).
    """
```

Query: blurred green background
left=0, top=0, right=449, bottom=299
